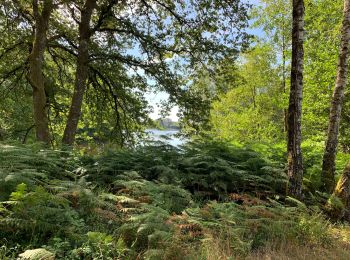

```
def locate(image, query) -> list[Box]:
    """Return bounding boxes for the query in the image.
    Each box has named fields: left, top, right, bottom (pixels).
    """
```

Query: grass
left=247, top=241, right=350, bottom=260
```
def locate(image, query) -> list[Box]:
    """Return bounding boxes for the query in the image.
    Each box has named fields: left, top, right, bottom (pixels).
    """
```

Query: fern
left=18, top=248, right=55, bottom=260
left=0, top=144, right=77, bottom=200
left=86, top=141, right=287, bottom=201
left=0, top=142, right=335, bottom=259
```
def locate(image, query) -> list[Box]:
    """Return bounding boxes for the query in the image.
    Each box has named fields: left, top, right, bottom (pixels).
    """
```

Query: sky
left=147, top=92, right=179, bottom=121
left=147, top=0, right=263, bottom=122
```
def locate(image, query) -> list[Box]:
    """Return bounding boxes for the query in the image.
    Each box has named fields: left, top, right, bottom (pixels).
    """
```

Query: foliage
left=0, top=143, right=347, bottom=259
left=303, top=0, right=342, bottom=142
left=0, top=0, right=250, bottom=145
left=0, top=183, right=83, bottom=244
left=17, top=248, right=55, bottom=260
left=185, top=200, right=332, bottom=254
left=209, top=43, right=285, bottom=143
left=2, top=0, right=350, bottom=258
left=0, top=143, right=77, bottom=200
left=194, top=0, right=350, bottom=156
left=86, top=140, right=287, bottom=200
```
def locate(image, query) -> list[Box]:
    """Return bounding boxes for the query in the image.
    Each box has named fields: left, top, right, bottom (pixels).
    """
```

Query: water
left=145, top=129, right=186, bottom=146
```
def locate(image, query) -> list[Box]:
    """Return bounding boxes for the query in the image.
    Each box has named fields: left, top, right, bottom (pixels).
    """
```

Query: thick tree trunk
left=62, top=0, right=96, bottom=145
left=287, top=0, right=305, bottom=198
left=28, top=0, right=53, bottom=144
left=321, top=0, right=350, bottom=193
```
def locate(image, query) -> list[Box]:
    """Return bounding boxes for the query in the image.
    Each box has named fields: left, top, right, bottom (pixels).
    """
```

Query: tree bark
left=28, top=0, right=53, bottom=144
left=287, top=0, right=305, bottom=198
left=321, top=0, right=350, bottom=193
left=328, top=162, right=350, bottom=220
left=282, top=33, right=288, bottom=133
left=62, top=0, right=96, bottom=145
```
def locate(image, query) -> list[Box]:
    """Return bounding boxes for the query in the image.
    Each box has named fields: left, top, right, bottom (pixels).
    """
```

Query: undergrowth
left=0, top=141, right=349, bottom=259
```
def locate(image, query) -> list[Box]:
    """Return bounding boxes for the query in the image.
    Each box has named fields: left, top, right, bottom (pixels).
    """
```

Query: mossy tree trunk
left=321, top=0, right=350, bottom=193
left=28, top=0, right=54, bottom=144
left=287, top=0, right=305, bottom=198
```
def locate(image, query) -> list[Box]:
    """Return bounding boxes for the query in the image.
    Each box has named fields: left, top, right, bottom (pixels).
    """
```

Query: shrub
left=86, top=141, right=287, bottom=201
left=0, top=144, right=77, bottom=200
left=0, top=183, right=85, bottom=244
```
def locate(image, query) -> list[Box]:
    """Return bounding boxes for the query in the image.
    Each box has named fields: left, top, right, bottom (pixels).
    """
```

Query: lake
left=145, top=129, right=186, bottom=146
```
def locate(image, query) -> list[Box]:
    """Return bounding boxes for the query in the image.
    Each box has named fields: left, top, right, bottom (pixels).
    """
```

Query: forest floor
left=247, top=229, right=350, bottom=260
left=248, top=243, right=350, bottom=260
left=1, top=142, right=350, bottom=259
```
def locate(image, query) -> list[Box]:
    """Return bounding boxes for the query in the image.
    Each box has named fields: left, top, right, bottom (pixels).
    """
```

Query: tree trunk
left=321, top=0, right=350, bottom=193
left=328, top=162, right=350, bottom=220
left=287, top=0, right=305, bottom=198
left=62, top=0, right=96, bottom=145
left=28, top=0, right=53, bottom=144
left=282, top=33, right=288, bottom=133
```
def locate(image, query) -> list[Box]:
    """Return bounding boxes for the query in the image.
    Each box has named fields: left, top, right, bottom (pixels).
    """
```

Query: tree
left=302, top=0, right=342, bottom=142
left=321, top=0, right=350, bottom=193
left=28, top=0, right=55, bottom=144
left=0, top=0, right=250, bottom=145
left=328, top=162, right=350, bottom=220
left=252, top=0, right=292, bottom=132
left=209, top=44, right=284, bottom=143
left=287, top=0, right=305, bottom=198
left=0, top=2, right=34, bottom=142
left=0, top=0, right=58, bottom=144
left=54, top=0, right=251, bottom=145
left=58, top=0, right=252, bottom=144
left=62, top=0, right=98, bottom=145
